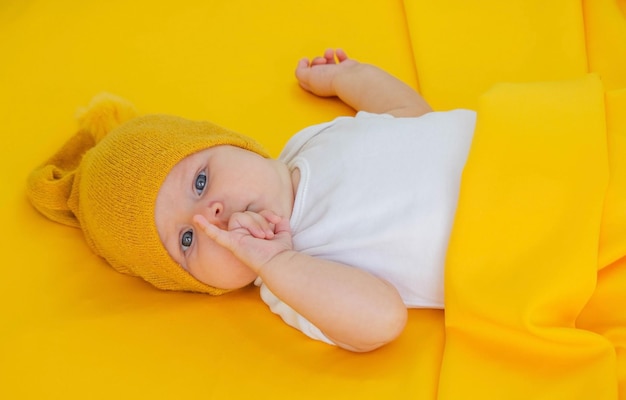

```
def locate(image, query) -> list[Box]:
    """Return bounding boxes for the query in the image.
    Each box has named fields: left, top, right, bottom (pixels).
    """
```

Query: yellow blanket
left=404, top=1, right=626, bottom=396
left=445, top=75, right=621, bottom=398
left=1, top=0, right=624, bottom=398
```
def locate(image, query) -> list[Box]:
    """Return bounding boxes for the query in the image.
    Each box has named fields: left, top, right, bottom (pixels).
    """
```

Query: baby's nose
left=199, top=201, right=227, bottom=229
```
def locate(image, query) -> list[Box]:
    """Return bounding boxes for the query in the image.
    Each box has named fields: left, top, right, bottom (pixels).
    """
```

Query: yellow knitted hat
left=27, top=93, right=269, bottom=295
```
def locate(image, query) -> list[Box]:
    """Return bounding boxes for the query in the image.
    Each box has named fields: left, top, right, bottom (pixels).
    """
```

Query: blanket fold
left=441, top=74, right=621, bottom=399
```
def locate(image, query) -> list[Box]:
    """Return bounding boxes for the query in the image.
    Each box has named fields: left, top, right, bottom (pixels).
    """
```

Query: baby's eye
left=194, top=171, right=207, bottom=195
left=181, top=230, right=193, bottom=251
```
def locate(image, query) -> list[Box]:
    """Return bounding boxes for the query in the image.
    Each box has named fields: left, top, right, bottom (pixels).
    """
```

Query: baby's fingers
left=323, top=48, right=348, bottom=64
left=297, top=58, right=310, bottom=69
left=193, top=215, right=231, bottom=248
left=323, top=48, right=336, bottom=64
left=258, top=209, right=282, bottom=225
left=335, top=48, right=349, bottom=62
left=311, top=56, right=328, bottom=66
left=230, top=211, right=276, bottom=239
left=258, top=210, right=290, bottom=235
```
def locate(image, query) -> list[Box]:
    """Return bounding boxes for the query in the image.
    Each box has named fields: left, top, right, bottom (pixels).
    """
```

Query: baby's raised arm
left=194, top=212, right=408, bottom=352
left=295, top=49, right=432, bottom=117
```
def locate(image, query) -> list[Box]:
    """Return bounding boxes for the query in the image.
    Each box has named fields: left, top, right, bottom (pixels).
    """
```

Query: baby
left=27, top=49, right=476, bottom=352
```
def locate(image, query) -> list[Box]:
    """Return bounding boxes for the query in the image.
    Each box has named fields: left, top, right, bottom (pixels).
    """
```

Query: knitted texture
left=27, top=94, right=269, bottom=295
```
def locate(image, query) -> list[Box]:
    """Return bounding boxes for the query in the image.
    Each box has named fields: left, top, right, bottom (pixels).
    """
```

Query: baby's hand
left=295, top=48, right=358, bottom=97
left=193, top=210, right=293, bottom=274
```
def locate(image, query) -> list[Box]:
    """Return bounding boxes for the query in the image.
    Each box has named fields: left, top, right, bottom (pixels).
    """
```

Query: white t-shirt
left=255, top=110, right=476, bottom=344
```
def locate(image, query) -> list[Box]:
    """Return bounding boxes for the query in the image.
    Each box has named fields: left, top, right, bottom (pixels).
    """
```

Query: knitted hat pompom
left=26, top=93, right=138, bottom=228
left=27, top=94, right=269, bottom=295
left=76, top=93, right=138, bottom=143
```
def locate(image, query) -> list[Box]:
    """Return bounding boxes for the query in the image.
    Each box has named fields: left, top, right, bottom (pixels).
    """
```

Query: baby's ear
left=76, top=93, right=139, bottom=143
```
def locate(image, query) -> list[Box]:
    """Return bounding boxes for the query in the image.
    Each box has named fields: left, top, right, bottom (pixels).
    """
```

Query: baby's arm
left=194, top=212, right=407, bottom=352
left=295, top=49, right=432, bottom=117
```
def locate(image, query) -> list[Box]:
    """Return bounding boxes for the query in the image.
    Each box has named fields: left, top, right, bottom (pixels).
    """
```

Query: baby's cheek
left=188, top=237, right=230, bottom=285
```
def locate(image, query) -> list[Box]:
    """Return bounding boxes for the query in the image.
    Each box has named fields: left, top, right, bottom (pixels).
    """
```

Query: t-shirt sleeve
left=254, top=278, right=335, bottom=346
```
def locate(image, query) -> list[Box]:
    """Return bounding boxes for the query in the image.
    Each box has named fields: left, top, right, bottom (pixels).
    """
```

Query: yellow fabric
left=27, top=94, right=268, bottom=295
left=576, top=11, right=626, bottom=397
left=403, top=0, right=588, bottom=110
left=584, top=0, right=626, bottom=91
left=404, top=0, right=626, bottom=397
left=1, top=0, right=625, bottom=399
left=443, top=74, right=617, bottom=399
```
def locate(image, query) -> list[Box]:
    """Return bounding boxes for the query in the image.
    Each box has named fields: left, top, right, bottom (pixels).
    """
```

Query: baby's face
left=154, top=145, right=292, bottom=290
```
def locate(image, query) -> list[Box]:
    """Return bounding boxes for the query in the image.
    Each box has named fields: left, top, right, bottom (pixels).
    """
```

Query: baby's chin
left=244, top=203, right=258, bottom=213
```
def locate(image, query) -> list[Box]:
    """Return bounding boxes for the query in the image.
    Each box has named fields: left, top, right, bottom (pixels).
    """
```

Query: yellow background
left=2, top=0, right=625, bottom=399
left=1, top=1, right=438, bottom=399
